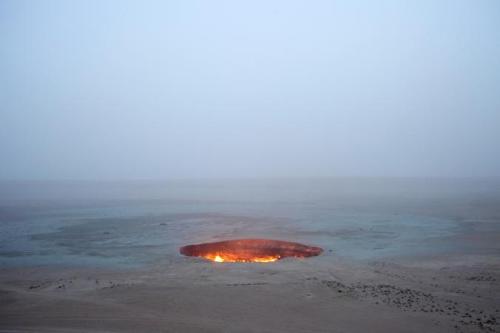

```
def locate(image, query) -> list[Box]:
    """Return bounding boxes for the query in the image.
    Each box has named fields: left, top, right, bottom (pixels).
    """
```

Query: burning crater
left=180, top=239, right=323, bottom=263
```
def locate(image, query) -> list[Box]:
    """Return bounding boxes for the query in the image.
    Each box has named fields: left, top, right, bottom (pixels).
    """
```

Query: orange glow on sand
left=180, top=239, right=322, bottom=263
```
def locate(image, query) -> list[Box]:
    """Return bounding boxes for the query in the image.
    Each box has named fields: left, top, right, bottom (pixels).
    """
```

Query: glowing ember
left=180, top=239, right=323, bottom=263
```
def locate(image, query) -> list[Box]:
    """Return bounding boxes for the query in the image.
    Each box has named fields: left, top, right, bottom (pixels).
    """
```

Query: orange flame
left=204, top=253, right=280, bottom=263
left=180, top=239, right=323, bottom=264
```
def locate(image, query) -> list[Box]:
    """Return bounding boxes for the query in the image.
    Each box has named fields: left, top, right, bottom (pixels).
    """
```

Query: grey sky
left=1, top=0, right=499, bottom=180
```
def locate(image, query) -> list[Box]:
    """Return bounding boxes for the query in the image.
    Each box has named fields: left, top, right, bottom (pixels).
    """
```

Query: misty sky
left=1, top=0, right=500, bottom=180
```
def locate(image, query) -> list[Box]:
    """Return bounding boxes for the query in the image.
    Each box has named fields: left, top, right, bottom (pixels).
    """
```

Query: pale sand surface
left=1, top=252, right=499, bottom=333
left=1, top=179, right=499, bottom=332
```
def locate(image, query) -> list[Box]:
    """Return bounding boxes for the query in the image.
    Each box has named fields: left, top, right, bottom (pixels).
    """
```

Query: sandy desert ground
left=1, top=250, right=499, bottom=332
left=1, top=179, right=499, bottom=332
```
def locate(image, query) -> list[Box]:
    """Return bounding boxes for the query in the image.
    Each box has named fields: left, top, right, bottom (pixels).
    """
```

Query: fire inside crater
left=180, top=239, right=323, bottom=263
